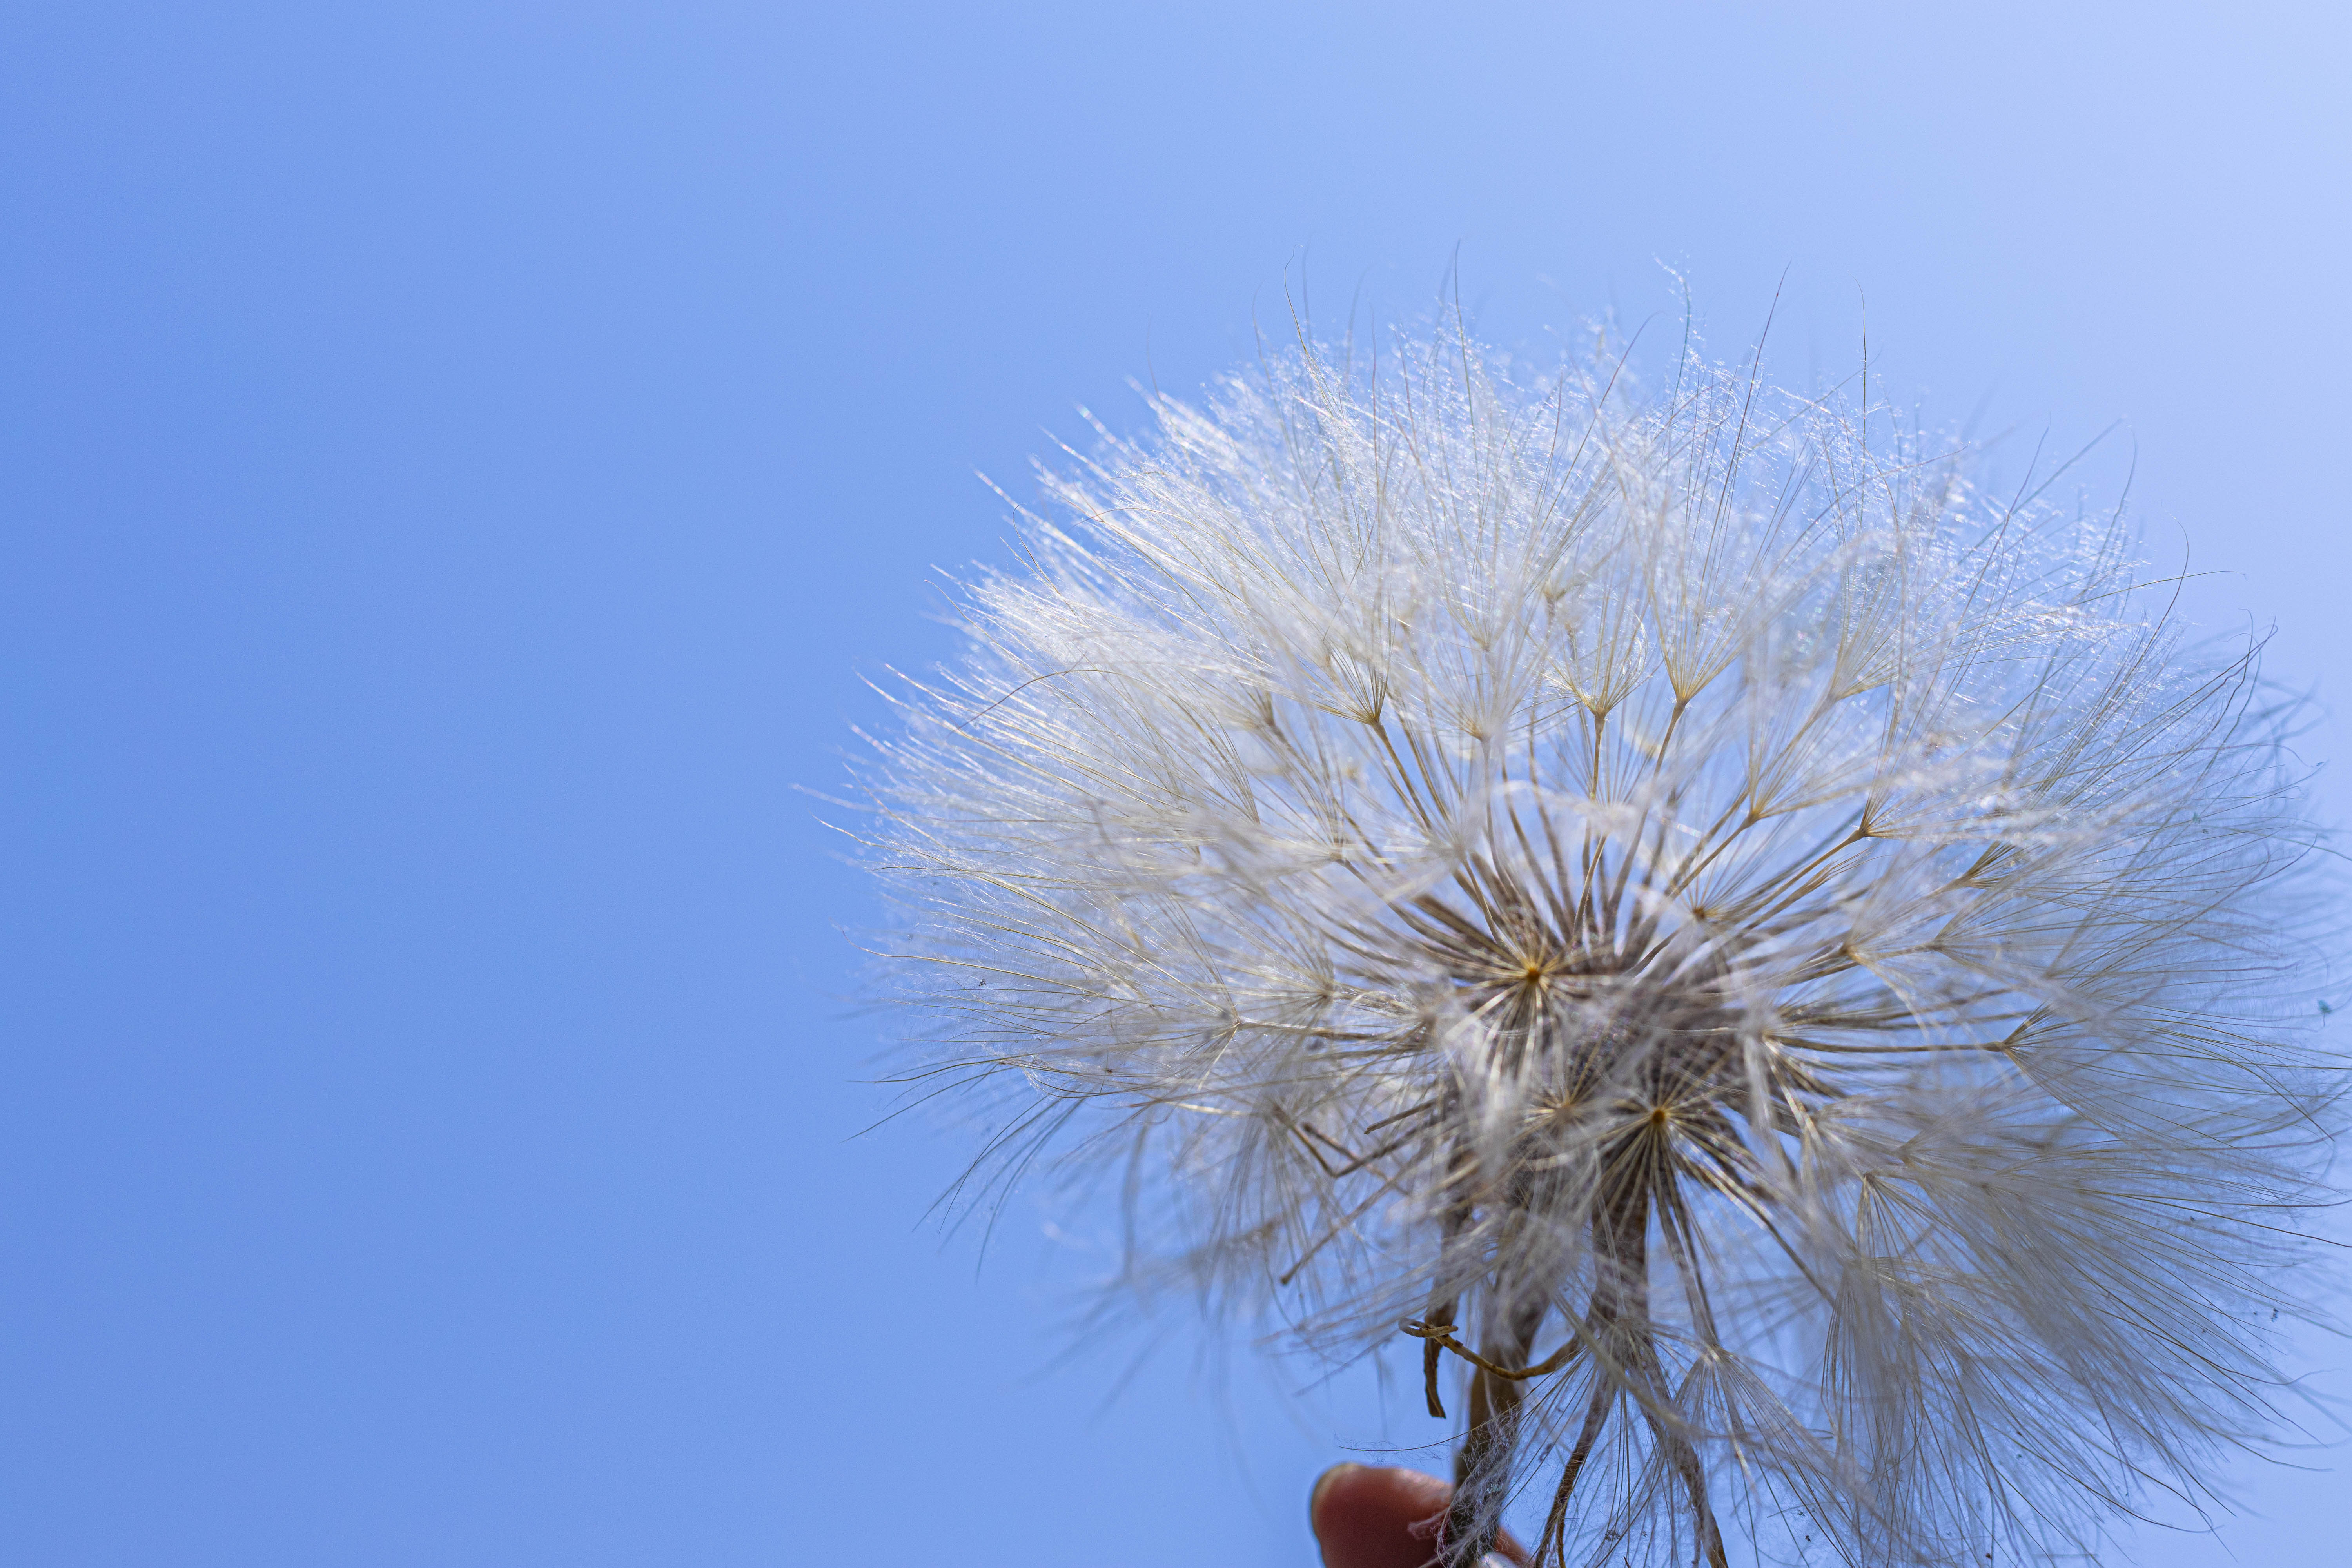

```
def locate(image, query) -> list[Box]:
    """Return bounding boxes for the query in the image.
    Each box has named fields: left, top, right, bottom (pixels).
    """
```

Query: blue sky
left=4, top=4, right=2348, bottom=1564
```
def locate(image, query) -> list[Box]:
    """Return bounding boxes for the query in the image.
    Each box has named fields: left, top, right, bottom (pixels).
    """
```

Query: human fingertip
left=1308, top=1464, right=1455, bottom=1568
left=1308, top=1462, right=1367, bottom=1523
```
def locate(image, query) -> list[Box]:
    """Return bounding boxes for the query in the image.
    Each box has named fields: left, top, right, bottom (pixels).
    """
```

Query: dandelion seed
left=853, top=314, right=2345, bottom=1566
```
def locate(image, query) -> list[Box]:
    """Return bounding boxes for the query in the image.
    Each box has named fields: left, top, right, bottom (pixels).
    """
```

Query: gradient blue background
left=4, top=3, right=2347, bottom=1564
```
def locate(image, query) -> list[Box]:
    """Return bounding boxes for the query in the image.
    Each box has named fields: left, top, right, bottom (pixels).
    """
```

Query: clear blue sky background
left=4, top=4, right=2348, bottom=1564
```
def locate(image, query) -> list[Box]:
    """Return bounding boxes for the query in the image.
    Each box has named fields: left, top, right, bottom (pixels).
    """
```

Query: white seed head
left=855, top=322, right=2345, bottom=1566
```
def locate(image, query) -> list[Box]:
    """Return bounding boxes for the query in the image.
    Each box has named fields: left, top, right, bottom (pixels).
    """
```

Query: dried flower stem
left=1445, top=1297, right=1546, bottom=1564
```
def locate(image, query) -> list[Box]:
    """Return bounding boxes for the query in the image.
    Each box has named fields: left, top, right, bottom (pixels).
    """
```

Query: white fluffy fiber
left=858, top=319, right=2344, bottom=1566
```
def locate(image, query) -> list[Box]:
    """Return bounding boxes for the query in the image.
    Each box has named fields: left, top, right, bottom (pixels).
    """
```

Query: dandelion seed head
left=855, top=318, right=2346, bottom=1566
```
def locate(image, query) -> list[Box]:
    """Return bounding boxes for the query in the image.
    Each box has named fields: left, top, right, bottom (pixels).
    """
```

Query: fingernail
left=1308, top=1462, right=1364, bottom=1523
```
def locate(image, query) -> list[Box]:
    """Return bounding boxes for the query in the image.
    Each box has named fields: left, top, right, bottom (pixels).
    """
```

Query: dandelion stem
left=1445, top=1294, right=1548, bottom=1568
